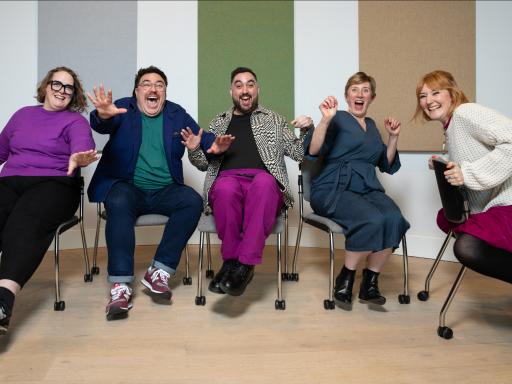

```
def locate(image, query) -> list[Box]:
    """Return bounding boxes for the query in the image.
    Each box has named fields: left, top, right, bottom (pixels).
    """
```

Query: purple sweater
left=0, top=106, right=95, bottom=177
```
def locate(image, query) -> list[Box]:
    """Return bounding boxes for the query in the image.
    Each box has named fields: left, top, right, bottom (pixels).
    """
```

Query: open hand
left=181, top=127, right=203, bottom=150
left=319, top=96, right=338, bottom=120
left=87, top=84, right=127, bottom=120
left=67, top=149, right=99, bottom=175
left=207, top=134, right=235, bottom=154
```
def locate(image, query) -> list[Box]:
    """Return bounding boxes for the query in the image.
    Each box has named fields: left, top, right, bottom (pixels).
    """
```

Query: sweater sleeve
left=0, top=112, right=16, bottom=164
left=457, top=104, right=512, bottom=190
left=65, top=114, right=96, bottom=154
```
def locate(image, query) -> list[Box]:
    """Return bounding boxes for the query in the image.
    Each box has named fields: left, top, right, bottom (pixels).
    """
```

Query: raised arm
left=383, top=117, right=401, bottom=164
left=308, top=96, right=338, bottom=155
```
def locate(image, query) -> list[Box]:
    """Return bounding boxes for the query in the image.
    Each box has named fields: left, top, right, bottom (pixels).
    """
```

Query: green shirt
left=133, top=113, right=173, bottom=190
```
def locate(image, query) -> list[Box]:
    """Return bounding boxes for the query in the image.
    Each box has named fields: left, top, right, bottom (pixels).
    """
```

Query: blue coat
left=88, top=97, right=214, bottom=202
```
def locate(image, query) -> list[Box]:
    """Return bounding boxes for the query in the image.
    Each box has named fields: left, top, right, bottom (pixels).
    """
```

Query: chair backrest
left=300, top=157, right=325, bottom=202
left=433, top=158, right=469, bottom=224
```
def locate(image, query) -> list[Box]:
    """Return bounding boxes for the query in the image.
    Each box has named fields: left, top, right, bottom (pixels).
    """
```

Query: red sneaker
left=141, top=267, right=172, bottom=300
left=106, top=283, right=133, bottom=320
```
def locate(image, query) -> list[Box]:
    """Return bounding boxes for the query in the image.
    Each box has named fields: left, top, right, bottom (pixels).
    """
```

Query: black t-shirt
left=219, top=113, right=267, bottom=172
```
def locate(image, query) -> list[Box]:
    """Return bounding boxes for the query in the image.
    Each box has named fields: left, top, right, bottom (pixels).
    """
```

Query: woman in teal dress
left=304, top=72, right=409, bottom=308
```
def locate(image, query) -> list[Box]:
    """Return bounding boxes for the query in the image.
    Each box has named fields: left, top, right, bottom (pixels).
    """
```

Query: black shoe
left=208, top=259, right=240, bottom=294
left=0, top=304, right=11, bottom=336
left=333, top=266, right=356, bottom=308
left=358, top=268, right=386, bottom=305
left=219, top=263, right=254, bottom=296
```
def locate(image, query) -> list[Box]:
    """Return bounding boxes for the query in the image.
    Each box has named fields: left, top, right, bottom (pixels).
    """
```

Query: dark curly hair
left=132, top=66, right=168, bottom=97
left=36, top=66, right=87, bottom=113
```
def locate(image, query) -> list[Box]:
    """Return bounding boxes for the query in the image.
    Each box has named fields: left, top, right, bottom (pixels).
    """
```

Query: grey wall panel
left=38, top=1, right=137, bottom=148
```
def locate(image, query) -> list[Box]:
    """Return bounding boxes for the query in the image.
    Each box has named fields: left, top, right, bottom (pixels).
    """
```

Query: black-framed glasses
left=138, top=81, right=166, bottom=91
left=49, top=80, right=75, bottom=95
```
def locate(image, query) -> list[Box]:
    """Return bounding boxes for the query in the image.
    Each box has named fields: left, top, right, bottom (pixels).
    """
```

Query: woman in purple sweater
left=0, top=66, right=97, bottom=335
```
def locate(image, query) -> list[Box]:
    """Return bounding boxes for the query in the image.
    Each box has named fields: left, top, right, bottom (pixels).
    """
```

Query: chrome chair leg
left=282, top=210, right=289, bottom=280
left=80, top=219, right=92, bottom=282
left=195, top=232, right=206, bottom=305
left=323, top=230, right=336, bottom=310
left=418, top=230, right=453, bottom=301
left=438, top=265, right=467, bottom=339
left=182, top=245, right=192, bottom=285
left=275, top=233, right=285, bottom=310
left=206, top=233, right=214, bottom=279
left=398, top=235, right=410, bottom=304
left=290, top=216, right=303, bottom=282
left=92, top=203, right=102, bottom=275
left=54, top=225, right=65, bottom=311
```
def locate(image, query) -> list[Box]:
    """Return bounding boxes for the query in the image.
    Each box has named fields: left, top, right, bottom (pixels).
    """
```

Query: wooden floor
left=1, top=245, right=511, bottom=383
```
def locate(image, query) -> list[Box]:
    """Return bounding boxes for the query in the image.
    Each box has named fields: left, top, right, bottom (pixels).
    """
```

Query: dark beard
left=232, top=96, right=258, bottom=115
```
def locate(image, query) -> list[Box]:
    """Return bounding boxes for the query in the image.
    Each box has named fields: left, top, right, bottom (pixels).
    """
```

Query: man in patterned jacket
left=182, top=67, right=312, bottom=297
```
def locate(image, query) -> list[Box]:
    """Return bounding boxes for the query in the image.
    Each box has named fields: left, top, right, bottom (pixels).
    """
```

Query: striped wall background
left=1, top=1, right=512, bottom=262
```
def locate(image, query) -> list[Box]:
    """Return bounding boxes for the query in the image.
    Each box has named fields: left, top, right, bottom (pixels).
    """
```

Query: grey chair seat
left=198, top=211, right=286, bottom=234
left=304, top=213, right=344, bottom=234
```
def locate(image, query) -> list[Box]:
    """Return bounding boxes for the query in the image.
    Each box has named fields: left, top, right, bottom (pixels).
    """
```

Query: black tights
left=454, top=234, right=512, bottom=284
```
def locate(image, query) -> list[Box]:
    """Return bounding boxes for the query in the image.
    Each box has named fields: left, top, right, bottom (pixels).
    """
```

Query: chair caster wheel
left=91, top=266, right=100, bottom=275
left=281, top=273, right=290, bottom=281
left=437, top=326, right=453, bottom=339
left=323, top=299, right=335, bottom=310
left=84, top=274, right=93, bottom=282
left=291, top=273, right=299, bottom=282
left=417, top=291, right=429, bottom=301
left=195, top=296, right=206, bottom=306
left=398, top=294, right=410, bottom=304
left=206, top=270, right=214, bottom=279
left=54, top=301, right=65, bottom=311
left=275, top=300, right=286, bottom=310
left=182, top=276, right=192, bottom=285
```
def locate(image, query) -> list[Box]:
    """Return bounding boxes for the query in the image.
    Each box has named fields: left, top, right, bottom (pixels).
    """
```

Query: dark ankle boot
left=333, top=266, right=356, bottom=304
left=359, top=268, right=386, bottom=305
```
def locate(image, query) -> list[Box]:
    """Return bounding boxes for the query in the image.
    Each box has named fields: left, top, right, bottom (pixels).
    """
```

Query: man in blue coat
left=87, top=66, right=232, bottom=320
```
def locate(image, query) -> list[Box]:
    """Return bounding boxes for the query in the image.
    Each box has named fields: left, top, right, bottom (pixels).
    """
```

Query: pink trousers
left=208, top=169, right=284, bottom=265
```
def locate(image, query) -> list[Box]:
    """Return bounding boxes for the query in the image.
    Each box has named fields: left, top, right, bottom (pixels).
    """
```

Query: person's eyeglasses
left=138, top=81, right=166, bottom=91
left=49, top=80, right=75, bottom=95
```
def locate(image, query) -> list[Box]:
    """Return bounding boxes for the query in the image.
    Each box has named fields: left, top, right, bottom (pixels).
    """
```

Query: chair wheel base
left=417, top=290, right=429, bottom=301
left=183, top=276, right=192, bottom=285
left=195, top=296, right=206, bottom=306
left=290, top=273, right=299, bottom=282
left=54, top=301, right=65, bottom=311
left=84, top=274, right=93, bottom=282
left=323, top=299, right=335, bottom=310
left=91, top=266, right=100, bottom=275
left=437, top=326, right=453, bottom=339
left=398, top=294, right=410, bottom=304
left=205, top=270, right=214, bottom=279
left=275, top=300, right=286, bottom=310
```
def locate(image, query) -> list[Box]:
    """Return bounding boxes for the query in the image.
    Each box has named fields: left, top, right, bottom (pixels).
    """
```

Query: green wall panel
left=198, top=0, right=294, bottom=128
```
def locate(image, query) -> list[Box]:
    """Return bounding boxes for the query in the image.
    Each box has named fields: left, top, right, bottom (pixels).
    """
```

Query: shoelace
left=151, top=269, right=170, bottom=285
left=0, top=305, right=6, bottom=320
left=111, top=285, right=131, bottom=301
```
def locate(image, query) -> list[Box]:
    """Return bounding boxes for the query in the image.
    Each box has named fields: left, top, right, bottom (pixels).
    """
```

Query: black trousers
left=0, top=176, right=79, bottom=288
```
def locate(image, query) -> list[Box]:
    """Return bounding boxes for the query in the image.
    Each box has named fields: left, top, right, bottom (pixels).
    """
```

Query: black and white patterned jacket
left=188, top=105, right=305, bottom=211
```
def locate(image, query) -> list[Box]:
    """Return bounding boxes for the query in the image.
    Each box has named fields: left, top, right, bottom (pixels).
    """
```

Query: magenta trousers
left=208, top=169, right=284, bottom=265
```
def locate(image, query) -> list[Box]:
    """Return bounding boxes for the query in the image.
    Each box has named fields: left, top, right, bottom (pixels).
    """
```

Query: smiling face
left=134, top=72, right=166, bottom=116
left=418, top=84, right=453, bottom=125
left=43, top=70, right=74, bottom=112
left=345, top=81, right=374, bottom=118
left=230, top=71, right=259, bottom=115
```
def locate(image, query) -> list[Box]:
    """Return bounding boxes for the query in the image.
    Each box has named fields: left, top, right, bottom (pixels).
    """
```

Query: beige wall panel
left=359, top=1, right=475, bottom=152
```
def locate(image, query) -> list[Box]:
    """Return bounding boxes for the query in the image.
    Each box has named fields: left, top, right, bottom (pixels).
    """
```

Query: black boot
left=208, top=259, right=240, bottom=294
left=358, top=268, right=386, bottom=305
left=0, top=288, right=14, bottom=335
left=333, top=266, right=356, bottom=308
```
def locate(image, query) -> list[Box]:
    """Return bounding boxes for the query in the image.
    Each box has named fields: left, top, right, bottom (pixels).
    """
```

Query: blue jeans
left=104, top=181, right=203, bottom=283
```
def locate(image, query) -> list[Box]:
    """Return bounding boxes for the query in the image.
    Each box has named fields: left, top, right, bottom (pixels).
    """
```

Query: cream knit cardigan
left=446, top=103, right=512, bottom=213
